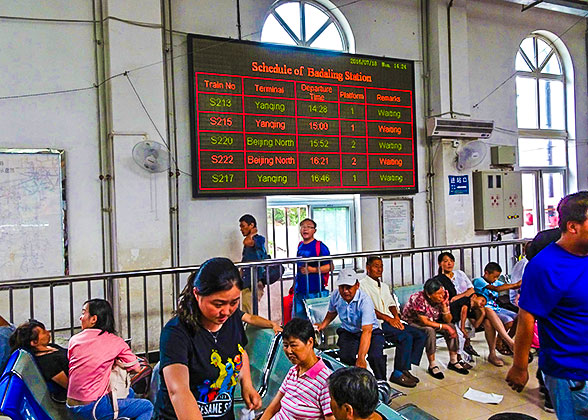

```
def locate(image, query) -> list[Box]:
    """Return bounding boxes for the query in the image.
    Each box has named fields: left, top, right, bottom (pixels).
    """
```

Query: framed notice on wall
left=380, top=198, right=413, bottom=250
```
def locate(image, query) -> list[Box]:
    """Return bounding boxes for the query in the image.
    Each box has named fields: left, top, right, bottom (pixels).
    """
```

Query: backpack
left=130, top=357, right=153, bottom=397
left=93, top=359, right=136, bottom=420
left=255, top=239, right=284, bottom=286
left=297, top=240, right=332, bottom=288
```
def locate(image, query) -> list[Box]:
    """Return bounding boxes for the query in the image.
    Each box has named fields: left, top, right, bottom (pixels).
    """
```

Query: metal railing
left=0, top=239, right=525, bottom=359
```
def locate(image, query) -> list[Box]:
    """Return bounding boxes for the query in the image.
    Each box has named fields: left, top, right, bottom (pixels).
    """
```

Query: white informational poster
left=0, top=149, right=67, bottom=280
left=381, top=199, right=413, bottom=250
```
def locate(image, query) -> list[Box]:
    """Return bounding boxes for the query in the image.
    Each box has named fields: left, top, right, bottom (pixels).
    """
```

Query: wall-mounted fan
left=132, top=141, right=170, bottom=173
left=456, top=140, right=487, bottom=171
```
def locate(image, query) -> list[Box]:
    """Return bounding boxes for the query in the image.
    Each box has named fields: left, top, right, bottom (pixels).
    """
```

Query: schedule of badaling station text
left=196, top=72, right=415, bottom=191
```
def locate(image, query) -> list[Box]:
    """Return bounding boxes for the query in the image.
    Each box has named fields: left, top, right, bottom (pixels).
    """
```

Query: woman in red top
left=402, top=278, right=468, bottom=379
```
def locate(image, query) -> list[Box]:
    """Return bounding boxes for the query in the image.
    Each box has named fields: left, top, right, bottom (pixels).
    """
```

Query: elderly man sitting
left=315, top=268, right=386, bottom=380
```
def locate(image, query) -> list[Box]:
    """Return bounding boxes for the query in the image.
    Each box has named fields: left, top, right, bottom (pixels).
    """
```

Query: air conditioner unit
left=426, top=117, right=494, bottom=139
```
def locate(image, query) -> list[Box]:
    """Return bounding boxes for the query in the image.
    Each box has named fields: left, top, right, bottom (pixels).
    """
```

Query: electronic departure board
left=188, top=35, right=417, bottom=197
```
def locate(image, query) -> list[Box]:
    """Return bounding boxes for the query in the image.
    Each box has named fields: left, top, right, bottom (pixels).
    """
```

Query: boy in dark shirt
left=449, top=293, right=487, bottom=359
left=239, top=214, right=266, bottom=314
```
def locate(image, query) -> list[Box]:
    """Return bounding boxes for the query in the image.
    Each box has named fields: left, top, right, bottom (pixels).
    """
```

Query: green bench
left=304, top=296, right=341, bottom=350
left=234, top=327, right=407, bottom=419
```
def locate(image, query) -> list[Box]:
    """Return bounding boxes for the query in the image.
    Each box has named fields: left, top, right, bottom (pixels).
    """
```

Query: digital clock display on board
left=188, top=35, right=417, bottom=197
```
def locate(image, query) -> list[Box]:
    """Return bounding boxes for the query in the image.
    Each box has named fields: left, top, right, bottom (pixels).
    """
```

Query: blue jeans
left=337, top=328, right=387, bottom=380
left=67, top=389, right=153, bottom=420
left=544, top=373, right=588, bottom=419
left=382, top=322, right=426, bottom=372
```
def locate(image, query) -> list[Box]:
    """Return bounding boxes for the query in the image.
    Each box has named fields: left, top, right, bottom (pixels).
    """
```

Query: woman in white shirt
left=438, top=252, right=474, bottom=303
left=438, top=252, right=478, bottom=362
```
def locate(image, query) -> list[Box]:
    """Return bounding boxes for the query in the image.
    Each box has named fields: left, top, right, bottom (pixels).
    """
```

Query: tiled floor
left=385, top=334, right=556, bottom=420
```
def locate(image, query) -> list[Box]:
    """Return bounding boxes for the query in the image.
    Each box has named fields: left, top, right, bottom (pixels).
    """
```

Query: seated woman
left=9, top=319, right=68, bottom=402
left=260, top=318, right=334, bottom=420
left=154, top=257, right=261, bottom=420
left=437, top=252, right=475, bottom=303
left=66, top=298, right=153, bottom=420
left=437, top=252, right=479, bottom=364
left=401, top=278, right=469, bottom=379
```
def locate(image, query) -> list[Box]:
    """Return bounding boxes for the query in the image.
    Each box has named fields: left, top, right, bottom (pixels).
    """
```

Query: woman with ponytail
left=66, top=298, right=153, bottom=419
left=154, top=257, right=261, bottom=420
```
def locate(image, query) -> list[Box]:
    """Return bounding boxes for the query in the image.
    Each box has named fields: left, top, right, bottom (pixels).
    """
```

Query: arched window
left=515, top=32, right=574, bottom=238
left=260, top=0, right=354, bottom=52
left=259, top=1, right=358, bottom=263
left=515, top=34, right=565, bottom=132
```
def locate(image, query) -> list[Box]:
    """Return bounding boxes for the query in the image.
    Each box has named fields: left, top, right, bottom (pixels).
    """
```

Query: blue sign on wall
left=449, top=175, right=469, bottom=195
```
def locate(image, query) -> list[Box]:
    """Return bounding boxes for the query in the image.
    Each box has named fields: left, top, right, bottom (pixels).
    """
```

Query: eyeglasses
left=300, top=225, right=315, bottom=230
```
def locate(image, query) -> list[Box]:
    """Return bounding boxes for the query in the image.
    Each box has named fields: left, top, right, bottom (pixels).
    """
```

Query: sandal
left=427, top=366, right=444, bottom=380
left=496, top=339, right=513, bottom=356
left=488, top=355, right=504, bottom=367
left=464, top=343, right=480, bottom=357
left=447, top=361, right=469, bottom=375
left=496, top=346, right=514, bottom=356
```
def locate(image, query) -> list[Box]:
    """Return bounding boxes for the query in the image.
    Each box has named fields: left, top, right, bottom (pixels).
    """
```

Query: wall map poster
left=188, top=35, right=417, bottom=196
left=0, top=149, right=67, bottom=280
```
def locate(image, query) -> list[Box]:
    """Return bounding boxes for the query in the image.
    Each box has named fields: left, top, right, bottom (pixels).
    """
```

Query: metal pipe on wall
left=236, top=0, right=243, bottom=40
left=420, top=0, right=436, bottom=247
left=93, top=0, right=117, bottom=286
left=447, top=0, right=455, bottom=118
left=161, top=0, right=183, bottom=303
left=161, top=0, right=180, bottom=264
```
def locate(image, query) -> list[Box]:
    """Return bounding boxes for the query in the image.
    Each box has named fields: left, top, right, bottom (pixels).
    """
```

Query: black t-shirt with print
left=434, top=274, right=457, bottom=300
left=154, top=310, right=247, bottom=420
left=34, top=344, right=68, bottom=402
left=449, top=296, right=476, bottom=324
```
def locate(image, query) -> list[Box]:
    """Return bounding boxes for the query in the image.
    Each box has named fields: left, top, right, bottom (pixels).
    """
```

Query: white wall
left=0, top=0, right=586, bottom=277
left=0, top=1, right=103, bottom=275
left=467, top=0, right=587, bottom=149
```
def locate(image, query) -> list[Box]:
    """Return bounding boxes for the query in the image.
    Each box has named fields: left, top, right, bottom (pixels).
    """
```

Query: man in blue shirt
left=294, top=218, right=332, bottom=318
left=316, top=268, right=386, bottom=380
left=507, top=191, right=588, bottom=419
left=239, top=214, right=266, bottom=314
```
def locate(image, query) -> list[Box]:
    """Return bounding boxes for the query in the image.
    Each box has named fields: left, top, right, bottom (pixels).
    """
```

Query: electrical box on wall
left=490, top=145, right=516, bottom=165
left=473, top=170, right=523, bottom=230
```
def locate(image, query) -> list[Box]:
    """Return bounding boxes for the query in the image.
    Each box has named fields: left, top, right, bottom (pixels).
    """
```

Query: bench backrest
left=304, top=296, right=341, bottom=349
left=0, top=350, right=68, bottom=419
left=394, top=284, right=423, bottom=309
left=234, top=326, right=282, bottom=409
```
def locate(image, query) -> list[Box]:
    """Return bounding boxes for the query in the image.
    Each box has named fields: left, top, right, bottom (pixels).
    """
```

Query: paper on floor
left=463, top=387, right=504, bottom=404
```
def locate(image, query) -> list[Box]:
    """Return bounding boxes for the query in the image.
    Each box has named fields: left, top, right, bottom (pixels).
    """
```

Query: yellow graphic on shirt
left=210, top=350, right=227, bottom=389
left=196, top=347, right=245, bottom=416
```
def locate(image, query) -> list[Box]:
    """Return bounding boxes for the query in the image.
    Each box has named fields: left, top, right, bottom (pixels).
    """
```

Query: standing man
left=506, top=191, right=588, bottom=419
left=316, top=268, right=386, bottom=380
left=359, top=256, right=425, bottom=387
left=294, top=218, right=332, bottom=318
left=239, top=214, right=266, bottom=314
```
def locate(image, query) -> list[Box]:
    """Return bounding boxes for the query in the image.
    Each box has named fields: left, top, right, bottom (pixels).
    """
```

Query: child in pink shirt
left=66, top=299, right=153, bottom=420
